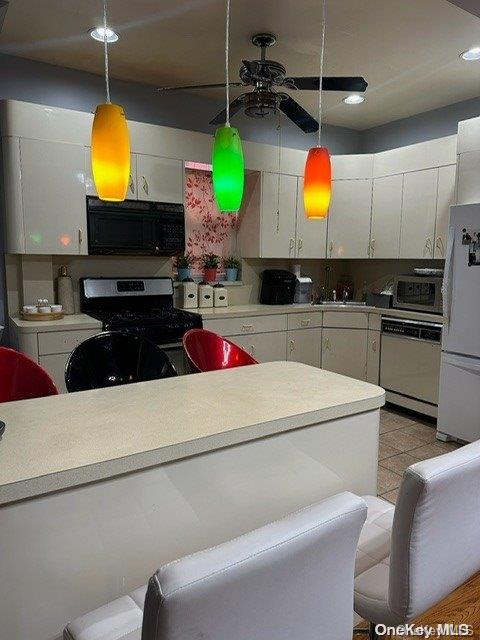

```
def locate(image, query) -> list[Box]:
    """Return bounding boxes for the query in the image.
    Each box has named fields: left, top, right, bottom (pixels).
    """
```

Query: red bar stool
left=0, top=347, right=58, bottom=402
left=183, top=328, right=258, bottom=373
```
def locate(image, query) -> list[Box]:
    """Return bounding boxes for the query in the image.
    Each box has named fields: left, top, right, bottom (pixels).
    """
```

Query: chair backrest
left=183, top=328, right=258, bottom=373
left=142, top=492, right=367, bottom=640
left=0, top=346, right=58, bottom=402
left=65, top=331, right=177, bottom=392
left=389, top=440, right=480, bottom=622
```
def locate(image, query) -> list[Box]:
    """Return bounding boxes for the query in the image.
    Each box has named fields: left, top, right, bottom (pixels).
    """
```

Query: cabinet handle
left=129, top=175, right=135, bottom=194
left=298, top=238, right=303, bottom=252
left=249, top=344, right=256, bottom=356
left=289, top=238, right=295, bottom=254
left=369, top=238, right=375, bottom=257
left=436, top=237, right=445, bottom=256
left=275, top=210, right=280, bottom=233
left=78, top=228, right=83, bottom=245
left=242, top=324, right=254, bottom=332
left=142, top=176, right=149, bottom=195
left=372, top=339, right=377, bottom=352
left=300, top=319, right=311, bottom=327
left=289, top=339, right=295, bottom=353
left=425, top=237, right=433, bottom=257
left=324, top=337, right=331, bottom=351
left=329, top=241, right=334, bottom=257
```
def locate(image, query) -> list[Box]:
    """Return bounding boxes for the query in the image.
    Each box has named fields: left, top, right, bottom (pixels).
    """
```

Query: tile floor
left=378, top=404, right=461, bottom=504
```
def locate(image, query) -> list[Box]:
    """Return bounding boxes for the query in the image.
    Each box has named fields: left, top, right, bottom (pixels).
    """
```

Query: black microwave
left=86, top=196, right=185, bottom=256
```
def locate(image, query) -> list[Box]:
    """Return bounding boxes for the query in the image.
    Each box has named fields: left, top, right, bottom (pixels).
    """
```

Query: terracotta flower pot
left=204, top=267, right=218, bottom=283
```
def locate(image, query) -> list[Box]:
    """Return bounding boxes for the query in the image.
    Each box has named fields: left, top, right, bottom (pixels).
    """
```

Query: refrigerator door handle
left=443, top=354, right=480, bottom=375
left=442, top=227, right=455, bottom=326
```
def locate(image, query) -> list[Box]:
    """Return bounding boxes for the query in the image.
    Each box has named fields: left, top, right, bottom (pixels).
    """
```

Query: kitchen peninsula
left=0, top=361, right=384, bottom=640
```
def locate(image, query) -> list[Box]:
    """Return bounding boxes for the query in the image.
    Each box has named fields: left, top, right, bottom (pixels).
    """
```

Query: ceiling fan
left=156, top=33, right=367, bottom=134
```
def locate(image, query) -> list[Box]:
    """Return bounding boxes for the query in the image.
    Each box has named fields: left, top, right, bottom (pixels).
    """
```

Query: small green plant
left=201, top=252, right=220, bottom=268
left=223, top=256, right=241, bottom=269
left=175, top=252, right=195, bottom=268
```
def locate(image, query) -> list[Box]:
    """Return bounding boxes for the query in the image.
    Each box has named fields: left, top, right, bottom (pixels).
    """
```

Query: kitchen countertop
left=0, top=361, right=384, bottom=505
left=9, top=304, right=444, bottom=333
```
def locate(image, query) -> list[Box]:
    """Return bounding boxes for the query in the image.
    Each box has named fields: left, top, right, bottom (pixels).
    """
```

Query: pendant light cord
left=317, top=0, right=326, bottom=147
left=103, top=0, right=111, bottom=104
left=225, top=0, right=231, bottom=126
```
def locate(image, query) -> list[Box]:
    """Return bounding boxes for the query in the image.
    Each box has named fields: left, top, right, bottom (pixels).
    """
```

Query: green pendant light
left=212, top=0, right=244, bottom=213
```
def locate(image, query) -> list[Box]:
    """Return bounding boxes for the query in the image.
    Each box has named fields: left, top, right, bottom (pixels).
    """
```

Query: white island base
left=0, top=362, right=383, bottom=640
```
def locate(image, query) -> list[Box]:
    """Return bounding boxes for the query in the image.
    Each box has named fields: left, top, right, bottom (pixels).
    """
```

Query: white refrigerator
left=437, top=203, right=480, bottom=442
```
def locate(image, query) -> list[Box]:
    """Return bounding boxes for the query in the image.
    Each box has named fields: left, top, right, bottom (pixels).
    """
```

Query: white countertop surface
left=10, top=304, right=443, bottom=333
left=0, top=362, right=384, bottom=505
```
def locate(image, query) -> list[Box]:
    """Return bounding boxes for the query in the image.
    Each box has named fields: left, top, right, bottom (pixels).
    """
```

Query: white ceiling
left=1, top=0, right=480, bottom=130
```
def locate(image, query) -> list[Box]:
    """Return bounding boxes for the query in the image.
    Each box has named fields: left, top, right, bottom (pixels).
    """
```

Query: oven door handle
left=442, top=227, right=455, bottom=326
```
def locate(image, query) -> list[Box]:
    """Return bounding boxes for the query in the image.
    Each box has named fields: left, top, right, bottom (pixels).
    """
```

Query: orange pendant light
left=92, top=104, right=130, bottom=201
left=91, top=0, right=130, bottom=202
left=303, top=0, right=332, bottom=220
left=304, top=146, right=331, bottom=219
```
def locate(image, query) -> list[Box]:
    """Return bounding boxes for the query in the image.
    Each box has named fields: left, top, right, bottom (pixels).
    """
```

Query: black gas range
left=80, top=277, right=202, bottom=346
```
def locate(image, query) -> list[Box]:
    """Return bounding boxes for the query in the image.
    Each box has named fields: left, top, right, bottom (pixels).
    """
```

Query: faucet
left=342, top=289, right=348, bottom=303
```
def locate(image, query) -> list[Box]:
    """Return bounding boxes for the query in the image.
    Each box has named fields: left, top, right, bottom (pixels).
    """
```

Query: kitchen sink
left=313, top=301, right=367, bottom=308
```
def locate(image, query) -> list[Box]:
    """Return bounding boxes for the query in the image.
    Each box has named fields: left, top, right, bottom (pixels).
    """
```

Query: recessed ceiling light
left=90, top=27, right=118, bottom=43
left=460, top=46, right=480, bottom=61
left=343, top=94, right=365, bottom=105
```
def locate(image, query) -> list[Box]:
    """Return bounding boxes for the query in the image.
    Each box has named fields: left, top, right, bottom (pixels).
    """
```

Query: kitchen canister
left=180, top=280, right=198, bottom=309
left=198, top=282, right=214, bottom=308
left=57, top=265, right=75, bottom=315
left=213, top=283, right=228, bottom=307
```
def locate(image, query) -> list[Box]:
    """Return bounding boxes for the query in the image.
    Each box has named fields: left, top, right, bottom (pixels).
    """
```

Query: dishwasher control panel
left=381, top=318, right=442, bottom=343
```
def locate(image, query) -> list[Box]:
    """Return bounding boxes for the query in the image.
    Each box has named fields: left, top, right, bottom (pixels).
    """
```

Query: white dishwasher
left=380, top=317, right=442, bottom=416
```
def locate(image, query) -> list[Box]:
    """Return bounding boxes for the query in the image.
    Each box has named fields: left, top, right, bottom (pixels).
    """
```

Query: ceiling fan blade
left=157, top=82, right=244, bottom=92
left=289, top=76, right=368, bottom=92
left=209, top=96, right=245, bottom=126
left=279, top=96, right=318, bottom=134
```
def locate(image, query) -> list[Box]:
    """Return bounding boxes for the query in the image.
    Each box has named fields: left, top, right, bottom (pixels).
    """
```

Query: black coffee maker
left=260, top=269, right=297, bottom=305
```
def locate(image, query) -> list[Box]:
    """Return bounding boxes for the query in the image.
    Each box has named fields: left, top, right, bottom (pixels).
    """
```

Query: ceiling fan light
left=343, top=94, right=365, bottom=105
left=212, top=126, right=245, bottom=212
left=303, top=146, right=332, bottom=219
left=91, top=103, right=131, bottom=201
left=460, top=46, right=480, bottom=61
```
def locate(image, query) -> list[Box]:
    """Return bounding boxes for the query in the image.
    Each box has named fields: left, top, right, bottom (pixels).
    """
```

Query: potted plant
left=223, top=256, right=241, bottom=282
left=175, top=252, right=195, bottom=281
left=201, top=252, right=220, bottom=282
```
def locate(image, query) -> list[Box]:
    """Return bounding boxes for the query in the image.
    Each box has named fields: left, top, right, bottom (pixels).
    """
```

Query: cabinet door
left=137, top=154, right=184, bottom=203
left=366, top=330, right=380, bottom=385
left=400, top=168, right=438, bottom=259
left=20, top=139, right=87, bottom=255
left=295, top=177, right=327, bottom=258
left=287, top=328, right=322, bottom=368
left=370, top=175, right=403, bottom=258
left=85, top=148, right=137, bottom=199
left=322, top=328, right=368, bottom=381
left=230, top=332, right=287, bottom=363
left=261, top=173, right=297, bottom=258
left=327, top=179, right=372, bottom=258
left=434, top=164, right=456, bottom=258
left=39, top=353, right=69, bottom=394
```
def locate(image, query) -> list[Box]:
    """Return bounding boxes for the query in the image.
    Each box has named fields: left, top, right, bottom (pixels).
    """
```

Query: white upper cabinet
left=400, top=168, right=438, bottom=259
left=84, top=148, right=137, bottom=200
left=327, top=179, right=373, bottom=258
left=434, top=164, right=456, bottom=258
left=260, top=172, right=297, bottom=258
left=295, top=177, right=327, bottom=259
left=370, top=174, right=403, bottom=259
left=136, top=154, right=184, bottom=203
left=20, top=139, right=87, bottom=255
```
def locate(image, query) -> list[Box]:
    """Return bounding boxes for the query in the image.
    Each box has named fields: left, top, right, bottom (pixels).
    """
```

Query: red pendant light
left=303, top=0, right=332, bottom=220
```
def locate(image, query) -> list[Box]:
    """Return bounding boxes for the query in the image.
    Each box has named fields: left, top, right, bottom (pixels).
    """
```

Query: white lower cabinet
left=366, top=330, right=380, bottom=384
left=39, top=353, right=70, bottom=394
left=321, top=328, right=368, bottom=381
left=229, top=332, right=287, bottom=363
left=286, top=328, right=322, bottom=368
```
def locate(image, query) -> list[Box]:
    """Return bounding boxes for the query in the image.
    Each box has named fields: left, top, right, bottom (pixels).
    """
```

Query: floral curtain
left=184, top=169, right=238, bottom=277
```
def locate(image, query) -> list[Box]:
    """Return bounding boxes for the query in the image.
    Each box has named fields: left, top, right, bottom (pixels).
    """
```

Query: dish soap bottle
left=57, top=265, right=75, bottom=315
